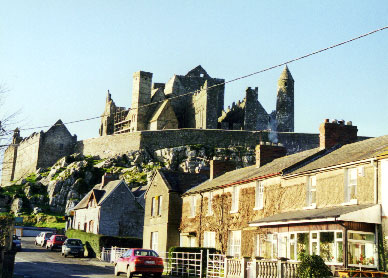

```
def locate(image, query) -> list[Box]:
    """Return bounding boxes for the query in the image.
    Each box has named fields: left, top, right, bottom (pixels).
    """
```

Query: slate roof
left=289, top=135, right=388, bottom=175
left=159, top=170, right=209, bottom=194
left=249, top=204, right=376, bottom=225
left=72, top=180, right=125, bottom=210
left=184, top=147, right=322, bottom=195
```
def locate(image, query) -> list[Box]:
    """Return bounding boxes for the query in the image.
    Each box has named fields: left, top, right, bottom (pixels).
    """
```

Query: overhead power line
left=16, top=26, right=388, bottom=132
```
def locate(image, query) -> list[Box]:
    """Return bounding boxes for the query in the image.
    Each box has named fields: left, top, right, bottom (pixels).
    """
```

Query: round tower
left=275, top=65, right=294, bottom=132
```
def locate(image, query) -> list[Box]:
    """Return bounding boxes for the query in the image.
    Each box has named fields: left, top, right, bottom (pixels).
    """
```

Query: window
left=158, top=196, right=163, bottom=216
left=151, top=196, right=163, bottom=216
left=257, top=233, right=278, bottom=259
left=89, top=220, right=94, bottom=233
left=151, top=197, right=156, bottom=216
left=190, top=195, right=197, bottom=217
left=255, top=181, right=264, bottom=209
left=207, top=192, right=213, bottom=215
left=228, top=230, right=241, bottom=257
left=345, top=168, right=357, bottom=202
left=151, top=232, right=159, bottom=252
left=230, top=186, right=239, bottom=213
left=348, top=231, right=376, bottom=266
left=306, top=176, right=316, bottom=207
left=203, top=231, right=216, bottom=248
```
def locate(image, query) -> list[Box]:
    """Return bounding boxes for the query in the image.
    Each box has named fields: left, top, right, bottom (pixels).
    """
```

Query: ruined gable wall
left=37, top=125, right=76, bottom=169
left=13, top=133, right=41, bottom=182
left=1, top=145, right=18, bottom=186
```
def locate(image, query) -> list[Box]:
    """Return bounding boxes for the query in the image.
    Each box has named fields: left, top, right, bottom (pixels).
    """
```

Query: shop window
left=348, top=231, right=376, bottom=266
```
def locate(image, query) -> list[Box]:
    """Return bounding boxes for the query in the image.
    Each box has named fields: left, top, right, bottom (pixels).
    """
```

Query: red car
left=114, top=248, right=163, bottom=278
left=46, top=235, right=67, bottom=250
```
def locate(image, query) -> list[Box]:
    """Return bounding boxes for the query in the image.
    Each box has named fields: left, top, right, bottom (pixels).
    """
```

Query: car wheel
left=61, top=252, right=64, bottom=256
left=114, top=265, right=120, bottom=276
left=154, top=273, right=162, bottom=278
left=126, top=268, right=133, bottom=278
left=64, top=254, right=67, bottom=258
left=46, top=244, right=49, bottom=249
left=35, top=241, right=37, bottom=246
left=50, top=246, right=53, bottom=251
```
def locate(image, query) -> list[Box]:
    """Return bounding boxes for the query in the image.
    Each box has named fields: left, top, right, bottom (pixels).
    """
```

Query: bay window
left=348, top=231, right=376, bottom=266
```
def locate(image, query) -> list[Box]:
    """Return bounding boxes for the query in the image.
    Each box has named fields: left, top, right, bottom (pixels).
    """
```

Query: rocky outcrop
left=2, top=145, right=256, bottom=215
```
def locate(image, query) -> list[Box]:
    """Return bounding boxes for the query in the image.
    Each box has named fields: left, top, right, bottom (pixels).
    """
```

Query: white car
left=35, top=232, right=54, bottom=247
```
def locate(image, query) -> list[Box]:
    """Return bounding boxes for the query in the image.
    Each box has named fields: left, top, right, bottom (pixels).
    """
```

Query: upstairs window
left=230, top=186, right=239, bottom=213
left=151, top=196, right=163, bottom=216
left=345, top=168, right=357, bottom=202
left=207, top=192, right=213, bottom=216
left=190, top=195, right=197, bottom=217
left=306, top=176, right=317, bottom=207
left=255, top=181, right=264, bottom=209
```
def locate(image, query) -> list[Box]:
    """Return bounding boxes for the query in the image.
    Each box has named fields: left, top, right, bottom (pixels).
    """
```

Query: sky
left=0, top=1, right=387, bottom=141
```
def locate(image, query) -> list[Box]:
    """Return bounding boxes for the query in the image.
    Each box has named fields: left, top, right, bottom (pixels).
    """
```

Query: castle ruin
left=99, top=65, right=295, bottom=135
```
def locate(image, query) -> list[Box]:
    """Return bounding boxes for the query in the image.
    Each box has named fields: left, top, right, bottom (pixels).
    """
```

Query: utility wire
left=13, top=26, right=388, bottom=132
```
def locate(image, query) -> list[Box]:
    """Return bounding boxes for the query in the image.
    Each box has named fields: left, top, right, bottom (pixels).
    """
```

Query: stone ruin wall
left=76, top=129, right=320, bottom=159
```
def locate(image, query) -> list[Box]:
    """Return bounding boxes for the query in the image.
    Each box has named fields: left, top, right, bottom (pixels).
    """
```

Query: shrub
left=65, top=229, right=142, bottom=258
left=297, top=254, right=332, bottom=278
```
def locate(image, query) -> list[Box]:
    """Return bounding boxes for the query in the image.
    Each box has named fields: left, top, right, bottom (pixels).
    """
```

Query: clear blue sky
left=0, top=1, right=387, bottom=140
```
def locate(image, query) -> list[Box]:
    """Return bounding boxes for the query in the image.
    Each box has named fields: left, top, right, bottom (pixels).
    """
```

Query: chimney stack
left=100, top=173, right=116, bottom=189
left=319, top=119, right=358, bottom=150
left=255, top=143, right=287, bottom=167
left=210, top=160, right=236, bottom=180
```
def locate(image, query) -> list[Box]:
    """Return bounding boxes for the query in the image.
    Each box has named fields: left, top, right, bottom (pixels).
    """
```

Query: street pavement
left=13, top=237, right=116, bottom=278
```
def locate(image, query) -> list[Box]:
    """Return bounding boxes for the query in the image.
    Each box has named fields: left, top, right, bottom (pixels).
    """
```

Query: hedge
left=65, top=229, right=142, bottom=258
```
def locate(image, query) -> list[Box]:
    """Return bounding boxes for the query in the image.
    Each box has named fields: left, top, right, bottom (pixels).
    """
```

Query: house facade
left=142, top=170, right=208, bottom=254
left=72, top=176, right=145, bottom=238
left=180, top=120, right=388, bottom=270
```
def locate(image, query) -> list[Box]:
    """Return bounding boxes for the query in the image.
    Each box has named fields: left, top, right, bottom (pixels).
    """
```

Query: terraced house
left=180, top=120, right=388, bottom=271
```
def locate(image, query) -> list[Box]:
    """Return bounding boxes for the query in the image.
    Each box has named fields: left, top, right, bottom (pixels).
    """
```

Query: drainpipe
left=199, top=192, right=204, bottom=247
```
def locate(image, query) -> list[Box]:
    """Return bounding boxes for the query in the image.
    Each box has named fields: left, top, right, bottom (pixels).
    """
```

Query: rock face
left=3, top=145, right=256, bottom=215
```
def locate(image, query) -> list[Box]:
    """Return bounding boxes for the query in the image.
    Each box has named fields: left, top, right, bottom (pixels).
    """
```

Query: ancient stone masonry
left=99, top=65, right=295, bottom=135
left=1, top=120, right=77, bottom=186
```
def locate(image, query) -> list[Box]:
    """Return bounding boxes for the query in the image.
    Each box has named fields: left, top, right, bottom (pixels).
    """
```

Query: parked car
left=46, top=235, right=67, bottom=250
left=61, top=238, right=84, bottom=257
left=114, top=248, right=163, bottom=278
left=35, top=232, right=54, bottom=247
left=12, top=235, right=22, bottom=251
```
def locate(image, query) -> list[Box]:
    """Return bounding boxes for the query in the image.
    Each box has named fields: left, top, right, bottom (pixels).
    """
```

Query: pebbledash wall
left=75, top=129, right=321, bottom=159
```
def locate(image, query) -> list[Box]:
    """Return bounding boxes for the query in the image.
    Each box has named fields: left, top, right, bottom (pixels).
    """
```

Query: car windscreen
left=67, top=240, right=82, bottom=246
left=45, top=233, right=53, bottom=239
left=134, top=250, right=158, bottom=257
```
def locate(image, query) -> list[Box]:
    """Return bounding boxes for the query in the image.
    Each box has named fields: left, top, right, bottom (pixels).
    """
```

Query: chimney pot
left=346, top=121, right=352, bottom=126
left=324, top=119, right=330, bottom=123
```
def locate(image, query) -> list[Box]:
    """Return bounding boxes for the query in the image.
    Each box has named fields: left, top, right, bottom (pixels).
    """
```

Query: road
left=14, top=237, right=117, bottom=278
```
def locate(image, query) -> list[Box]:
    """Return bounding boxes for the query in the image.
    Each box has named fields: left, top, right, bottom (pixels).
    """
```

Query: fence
left=99, top=248, right=299, bottom=278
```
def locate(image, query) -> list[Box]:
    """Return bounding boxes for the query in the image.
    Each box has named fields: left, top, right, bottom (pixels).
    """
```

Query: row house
left=180, top=120, right=388, bottom=270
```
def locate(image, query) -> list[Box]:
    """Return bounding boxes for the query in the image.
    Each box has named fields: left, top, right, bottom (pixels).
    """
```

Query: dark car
left=114, top=248, right=163, bottom=277
left=46, top=235, right=67, bottom=250
left=12, top=235, right=22, bottom=251
left=61, top=238, right=84, bottom=257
